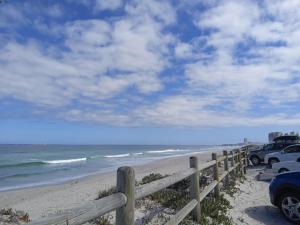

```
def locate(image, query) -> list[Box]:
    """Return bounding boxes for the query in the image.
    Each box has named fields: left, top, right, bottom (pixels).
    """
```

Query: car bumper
left=269, top=178, right=278, bottom=206
left=264, top=157, right=269, bottom=164
left=269, top=191, right=276, bottom=205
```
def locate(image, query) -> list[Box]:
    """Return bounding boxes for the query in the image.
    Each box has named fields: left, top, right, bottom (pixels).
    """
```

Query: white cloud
left=197, top=0, right=259, bottom=48
left=2, top=0, right=300, bottom=128
left=125, top=0, right=176, bottom=25
left=175, top=42, right=193, bottom=59
left=95, top=0, right=123, bottom=11
left=131, top=95, right=300, bottom=127
left=0, top=0, right=173, bottom=108
left=185, top=0, right=300, bottom=112
left=63, top=109, right=131, bottom=125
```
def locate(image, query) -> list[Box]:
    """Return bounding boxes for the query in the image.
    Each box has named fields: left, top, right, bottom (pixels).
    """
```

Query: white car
left=264, top=144, right=300, bottom=165
left=272, top=158, right=300, bottom=173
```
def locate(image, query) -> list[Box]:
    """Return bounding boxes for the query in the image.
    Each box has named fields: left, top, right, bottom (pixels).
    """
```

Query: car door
left=272, top=143, right=285, bottom=152
left=290, top=157, right=300, bottom=171
left=264, top=144, right=275, bottom=155
left=282, top=146, right=300, bottom=161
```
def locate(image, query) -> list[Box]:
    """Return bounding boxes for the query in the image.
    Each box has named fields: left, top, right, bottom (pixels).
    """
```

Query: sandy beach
left=227, top=168, right=290, bottom=225
left=2, top=149, right=291, bottom=225
left=0, top=150, right=218, bottom=221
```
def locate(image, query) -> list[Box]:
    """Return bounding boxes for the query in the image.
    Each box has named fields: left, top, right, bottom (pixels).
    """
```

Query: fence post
left=116, top=166, right=135, bottom=225
left=189, top=156, right=201, bottom=222
left=243, top=150, right=247, bottom=174
left=237, top=150, right=243, bottom=176
left=223, top=150, right=229, bottom=188
left=212, top=153, right=220, bottom=198
left=230, top=150, right=235, bottom=176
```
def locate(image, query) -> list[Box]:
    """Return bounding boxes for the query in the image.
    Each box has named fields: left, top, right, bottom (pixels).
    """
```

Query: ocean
left=0, top=144, right=236, bottom=191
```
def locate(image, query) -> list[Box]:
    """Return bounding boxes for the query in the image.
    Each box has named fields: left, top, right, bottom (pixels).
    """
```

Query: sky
left=1, top=0, right=300, bottom=145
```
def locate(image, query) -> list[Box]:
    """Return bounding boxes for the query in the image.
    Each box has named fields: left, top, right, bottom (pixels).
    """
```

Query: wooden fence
left=27, top=147, right=248, bottom=225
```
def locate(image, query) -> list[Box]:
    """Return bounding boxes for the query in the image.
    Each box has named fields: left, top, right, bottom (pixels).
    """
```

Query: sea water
left=0, top=144, right=235, bottom=191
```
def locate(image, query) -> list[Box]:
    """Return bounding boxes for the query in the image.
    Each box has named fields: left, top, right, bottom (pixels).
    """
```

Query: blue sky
left=1, top=0, right=300, bottom=144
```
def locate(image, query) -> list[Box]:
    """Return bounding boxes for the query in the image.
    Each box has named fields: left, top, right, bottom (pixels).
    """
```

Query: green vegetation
left=93, top=167, right=246, bottom=225
left=140, top=173, right=168, bottom=185
left=198, top=195, right=233, bottom=225
left=225, top=171, right=246, bottom=197
left=96, top=187, right=116, bottom=200
left=91, top=215, right=113, bottom=225
left=140, top=172, right=237, bottom=225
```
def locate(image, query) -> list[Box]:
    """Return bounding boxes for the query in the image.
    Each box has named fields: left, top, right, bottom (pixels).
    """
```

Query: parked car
left=269, top=171, right=300, bottom=223
left=249, top=135, right=300, bottom=166
left=248, top=143, right=290, bottom=166
left=265, top=144, right=300, bottom=166
left=272, top=157, right=300, bottom=173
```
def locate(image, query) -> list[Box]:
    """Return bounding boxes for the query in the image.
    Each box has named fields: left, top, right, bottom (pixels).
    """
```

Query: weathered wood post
left=230, top=150, right=235, bottom=176
left=237, top=150, right=243, bottom=176
left=189, top=156, right=201, bottom=222
left=212, top=153, right=220, bottom=197
left=116, top=166, right=135, bottom=225
left=243, top=149, right=247, bottom=174
left=223, top=150, right=229, bottom=188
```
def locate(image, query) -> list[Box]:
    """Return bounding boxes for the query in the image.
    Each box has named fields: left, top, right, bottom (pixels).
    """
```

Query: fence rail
left=27, top=146, right=249, bottom=225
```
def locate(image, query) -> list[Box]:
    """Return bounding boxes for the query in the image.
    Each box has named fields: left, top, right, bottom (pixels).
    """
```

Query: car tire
left=279, top=192, right=300, bottom=224
left=250, top=155, right=260, bottom=166
left=268, top=158, right=279, bottom=166
left=278, top=168, right=289, bottom=173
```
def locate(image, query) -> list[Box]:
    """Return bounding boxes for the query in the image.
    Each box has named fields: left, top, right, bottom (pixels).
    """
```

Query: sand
left=0, top=151, right=217, bottom=221
left=228, top=168, right=290, bottom=225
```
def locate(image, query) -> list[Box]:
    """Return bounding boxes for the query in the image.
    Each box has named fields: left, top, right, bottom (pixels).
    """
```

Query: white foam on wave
left=147, top=149, right=189, bottom=154
left=132, top=152, right=143, bottom=156
left=43, top=158, right=87, bottom=164
left=104, top=153, right=130, bottom=158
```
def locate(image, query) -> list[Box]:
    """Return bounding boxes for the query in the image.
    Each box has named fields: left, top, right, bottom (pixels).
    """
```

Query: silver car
left=248, top=143, right=290, bottom=165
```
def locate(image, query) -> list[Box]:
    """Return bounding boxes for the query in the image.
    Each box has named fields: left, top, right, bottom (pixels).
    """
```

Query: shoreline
left=0, top=148, right=226, bottom=193
left=0, top=149, right=225, bottom=220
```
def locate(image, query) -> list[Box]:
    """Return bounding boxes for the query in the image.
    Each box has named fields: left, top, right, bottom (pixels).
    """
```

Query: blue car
left=269, top=172, right=300, bottom=224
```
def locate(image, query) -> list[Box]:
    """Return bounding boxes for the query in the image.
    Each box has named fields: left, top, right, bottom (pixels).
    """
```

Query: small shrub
left=225, top=171, right=246, bottom=197
left=91, top=215, right=113, bottom=225
left=96, top=187, right=116, bottom=200
left=199, top=195, right=233, bottom=225
left=169, top=178, right=190, bottom=191
left=140, top=173, right=167, bottom=185
left=149, top=189, right=189, bottom=210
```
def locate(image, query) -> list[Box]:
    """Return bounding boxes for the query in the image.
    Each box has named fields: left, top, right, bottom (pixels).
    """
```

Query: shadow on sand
left=245, top=205, right=292, bottom=225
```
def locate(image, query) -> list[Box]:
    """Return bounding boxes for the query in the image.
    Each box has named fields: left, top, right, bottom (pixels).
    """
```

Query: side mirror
left=281, top=150, right=285, bottom=154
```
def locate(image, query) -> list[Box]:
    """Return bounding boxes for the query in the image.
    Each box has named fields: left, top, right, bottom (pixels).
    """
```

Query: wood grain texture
left=189, top=157, right=201, bottom=222
left=27, top=193, right=127, bottom=225
left=116, top=166, right=135, bottom=225
left=165, top=199, right=198, bottom=225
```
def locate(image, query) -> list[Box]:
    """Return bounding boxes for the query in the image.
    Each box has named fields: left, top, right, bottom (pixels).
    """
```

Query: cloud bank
left=1, top=0, right=300, bottom=127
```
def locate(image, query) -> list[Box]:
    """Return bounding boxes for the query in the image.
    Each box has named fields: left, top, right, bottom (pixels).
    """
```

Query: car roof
left=274, top=135, right=299, bottom=142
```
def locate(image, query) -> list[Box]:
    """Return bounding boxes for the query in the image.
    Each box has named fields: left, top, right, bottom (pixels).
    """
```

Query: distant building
left=290, top=131, right=299, bottom=136
left=268, top=132, right=283, bottom=143
left=244, top=138, right=248, bottom=144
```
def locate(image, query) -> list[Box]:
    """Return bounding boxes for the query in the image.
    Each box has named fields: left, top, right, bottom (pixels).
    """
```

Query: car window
left=274, top=143, right=285, bottom=149
left=296, top=146, right=300, bottom=153
left=264, top=144, right=273, bottom=150
left=285, top=146, right=299, bottom=153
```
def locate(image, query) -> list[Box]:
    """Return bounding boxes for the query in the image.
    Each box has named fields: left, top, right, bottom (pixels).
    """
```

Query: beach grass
left=92, top=170, right=245, bottom=225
